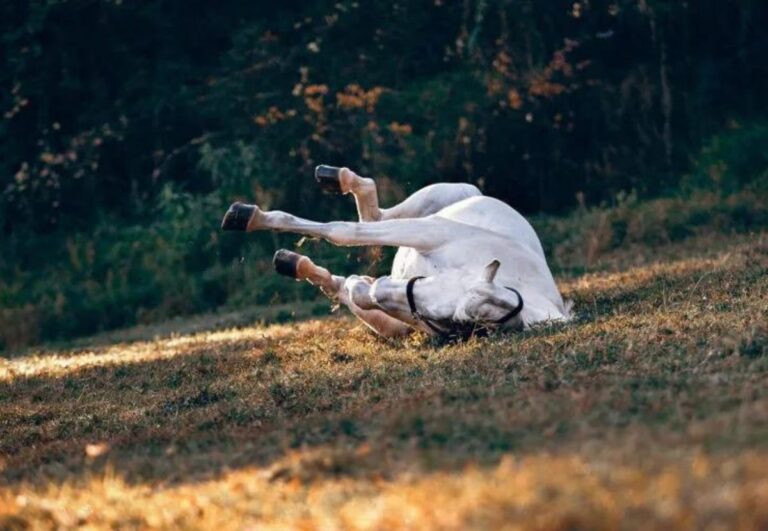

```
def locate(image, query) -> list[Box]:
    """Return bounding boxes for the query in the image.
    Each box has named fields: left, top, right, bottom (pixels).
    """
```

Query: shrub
left=682, top=122, right=768, bottom=195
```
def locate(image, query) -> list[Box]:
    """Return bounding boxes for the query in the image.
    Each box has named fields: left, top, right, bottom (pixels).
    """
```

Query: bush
left=536, top=189, right=768, bottom=274
left=3, top=119, right=768, bottom=352
left=682, top=122, right=768, bottom=196
left=0, top=184, right=386, bottom=351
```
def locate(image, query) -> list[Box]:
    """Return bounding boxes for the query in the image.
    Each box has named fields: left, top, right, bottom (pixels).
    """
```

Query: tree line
left=1, top=0, right=766, bottom=347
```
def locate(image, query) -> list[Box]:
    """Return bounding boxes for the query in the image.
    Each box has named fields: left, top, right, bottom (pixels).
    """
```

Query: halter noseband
left=405, top=276, right=524, bottom=338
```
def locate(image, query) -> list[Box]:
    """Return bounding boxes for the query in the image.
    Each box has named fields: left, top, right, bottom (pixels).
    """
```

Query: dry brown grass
left=1, top=231, right=767, bottom=530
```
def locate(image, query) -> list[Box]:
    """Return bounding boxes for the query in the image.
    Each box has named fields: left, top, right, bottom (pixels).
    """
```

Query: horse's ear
left=482, top=259, right=501, bottom=283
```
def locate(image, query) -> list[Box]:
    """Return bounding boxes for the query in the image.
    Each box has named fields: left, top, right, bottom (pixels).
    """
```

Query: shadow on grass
left=2, top=242, right=765, bottom=492
left=1, top=336, right=547, bottom=487
left=4, top=300, right=332, bottom=360
left=2, top=338, right=761, bottom=492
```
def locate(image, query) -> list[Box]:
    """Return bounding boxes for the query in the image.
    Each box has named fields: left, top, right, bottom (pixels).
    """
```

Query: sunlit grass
left=1, top=232, right=767, bottom=529
left=0, top=320, right=308, bottom=381
left=4, top=452, right=766, bottom=529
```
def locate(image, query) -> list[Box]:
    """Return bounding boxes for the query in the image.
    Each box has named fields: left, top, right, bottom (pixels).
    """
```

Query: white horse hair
left=221, top=167, right=571, bottom=338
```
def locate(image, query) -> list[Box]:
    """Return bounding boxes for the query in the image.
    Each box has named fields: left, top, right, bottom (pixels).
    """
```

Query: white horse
left=221, top=166, right=570, bottom=338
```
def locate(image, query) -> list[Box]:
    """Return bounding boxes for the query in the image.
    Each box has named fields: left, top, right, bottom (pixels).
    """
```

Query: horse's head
left=452, top=260, right=524, bottom=325
left=350, top=260, right=523, bottom=335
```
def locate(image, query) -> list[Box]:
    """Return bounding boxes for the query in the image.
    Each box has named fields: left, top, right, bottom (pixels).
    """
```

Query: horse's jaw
left=370, top=274, right=465, bottom=323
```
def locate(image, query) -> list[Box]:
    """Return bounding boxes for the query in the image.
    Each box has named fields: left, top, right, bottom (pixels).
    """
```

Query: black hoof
left=314, top=165, right=343, bottom=194
left=221, top=202, right=255, bottom=231
left=273, top=249, right=303, bottom=278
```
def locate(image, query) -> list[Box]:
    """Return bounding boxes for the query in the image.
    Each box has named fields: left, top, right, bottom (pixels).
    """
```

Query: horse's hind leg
left=272, top=249, right=411, bottom=337
left=323, top=166, right=481, bottom=221
left=337, top=168, right=383, bottom=222
left=380, top=182, right=481, bottom=220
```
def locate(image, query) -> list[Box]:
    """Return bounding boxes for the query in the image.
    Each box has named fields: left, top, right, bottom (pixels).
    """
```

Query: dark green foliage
left=682, top=123, right=768, bottom=195
left=1, top=0, right=767, bottom=349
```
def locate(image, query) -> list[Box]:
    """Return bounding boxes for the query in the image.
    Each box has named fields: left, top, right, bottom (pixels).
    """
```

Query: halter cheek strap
left=406, top=276, right=451, bottom=335
left=494, top=286, right=525, bottom=324
left=405, top=276, right=524, bottom=337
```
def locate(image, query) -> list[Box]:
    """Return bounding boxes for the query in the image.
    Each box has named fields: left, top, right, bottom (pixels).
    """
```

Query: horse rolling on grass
left=221, top=166, right=571, bottom=339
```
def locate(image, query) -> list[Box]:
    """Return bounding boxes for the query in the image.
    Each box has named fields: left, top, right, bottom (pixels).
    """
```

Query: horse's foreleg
left=273, top=250, right=410, bottom=337
left=272, top=249, right=343, bottom=297
left=341, top=286, right=412, bottom=337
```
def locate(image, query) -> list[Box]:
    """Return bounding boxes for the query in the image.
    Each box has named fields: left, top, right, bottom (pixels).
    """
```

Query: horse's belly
left=390, top=247, right=439, bottom=279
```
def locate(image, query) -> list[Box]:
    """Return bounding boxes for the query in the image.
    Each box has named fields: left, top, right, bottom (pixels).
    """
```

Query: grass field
left=1, top=228, right=767, bottom=529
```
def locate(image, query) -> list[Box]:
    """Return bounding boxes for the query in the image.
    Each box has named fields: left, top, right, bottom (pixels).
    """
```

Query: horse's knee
left=435, top=182, right=481, bottom=201
left=462, top=183, right=482, bottom=198
left=344, top=276, right=377, bottom=310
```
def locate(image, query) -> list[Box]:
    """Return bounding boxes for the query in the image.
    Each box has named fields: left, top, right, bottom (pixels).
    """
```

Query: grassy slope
left=1, top=228, right=767, bottom=529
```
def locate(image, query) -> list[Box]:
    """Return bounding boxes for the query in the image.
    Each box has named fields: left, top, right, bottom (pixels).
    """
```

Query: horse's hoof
left=273, top=249, right=303, bottom=278
left=314, top=165, right=343, bottom=194
left=221, top=202, right=256, bottom=231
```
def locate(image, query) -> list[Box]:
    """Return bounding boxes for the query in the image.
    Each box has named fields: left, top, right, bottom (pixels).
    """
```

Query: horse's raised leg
left=272, top=249, right=411, bottom=337
left=380, top=181, right=481, bottom=220
left=317, top=166, right=482, bottom=222
left=339, top=168, right=382, bottom=222
left=314, top=165, right=381, bottom=221
left=272, top=249, right=343, bottom=297
left=222, top=202, right=467, bottom=251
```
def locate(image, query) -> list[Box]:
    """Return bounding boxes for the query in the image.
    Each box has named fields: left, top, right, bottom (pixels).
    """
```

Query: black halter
left=405, top=276, right=524, bottom=339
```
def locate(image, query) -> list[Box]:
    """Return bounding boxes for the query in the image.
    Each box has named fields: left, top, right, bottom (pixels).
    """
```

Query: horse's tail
left=562, top=299, right=575, bottom=321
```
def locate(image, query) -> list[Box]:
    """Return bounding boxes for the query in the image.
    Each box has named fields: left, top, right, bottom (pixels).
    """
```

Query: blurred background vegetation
left=1, top=0, right=767, bottom=350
